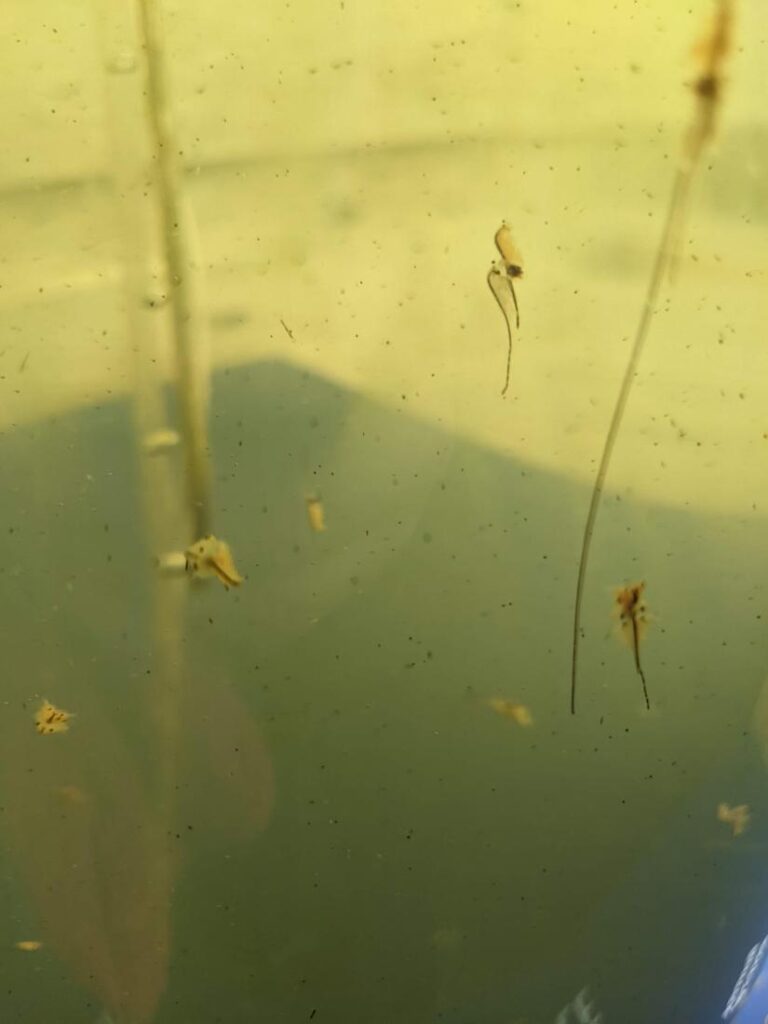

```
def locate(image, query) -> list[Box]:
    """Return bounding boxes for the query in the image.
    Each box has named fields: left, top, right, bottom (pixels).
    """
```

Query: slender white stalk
left=91, top=3, right=215, bottom=1018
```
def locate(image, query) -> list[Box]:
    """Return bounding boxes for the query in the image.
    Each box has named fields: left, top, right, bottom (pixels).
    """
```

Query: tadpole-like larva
left=614, top=582, right=651, bottom=710
left=570, top=0, right=734, bottom=714
left=487, top=222, right=523, bottom=396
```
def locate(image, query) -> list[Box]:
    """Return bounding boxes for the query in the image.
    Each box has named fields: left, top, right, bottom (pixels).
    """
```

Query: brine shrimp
left=614, top=582, right=651, bottom=710
left=487, top=222, right=523, bottom=396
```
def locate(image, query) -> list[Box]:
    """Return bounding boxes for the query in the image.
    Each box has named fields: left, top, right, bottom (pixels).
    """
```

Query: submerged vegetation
left=569, top=0, right=735, bottom=715
left=5, top=2, right=757, bottom=1022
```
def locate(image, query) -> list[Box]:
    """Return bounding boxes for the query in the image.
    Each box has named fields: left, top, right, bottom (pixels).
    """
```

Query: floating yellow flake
left=142, top=429, right=180, bottom=455
left=184, top=536, right=244, bottom=588
left=34, top=700, right=73, bottom=735
left=305, top=495, right=326, bottom=533
left=15, top=941, right=43, bottom=952
left=717, top=802, right=750, bottom=838
left=486, top=698, right=533, bottom=727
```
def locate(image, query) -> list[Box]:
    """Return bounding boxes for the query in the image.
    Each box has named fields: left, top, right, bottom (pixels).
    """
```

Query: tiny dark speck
left=422, top=531, right=432, bottom=543
left=310, top=1011, right=317, bottom=1020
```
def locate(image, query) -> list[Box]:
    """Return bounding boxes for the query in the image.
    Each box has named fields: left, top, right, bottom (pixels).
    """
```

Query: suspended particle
left=34, top=700, right=74, bottom=736
left=486, top=698, right=533, bottom=727
left=306, top=494, right=326, bottom=533
left=184, top=535, right=244, bottom=588
left=717, top=802, right=750, bottom=838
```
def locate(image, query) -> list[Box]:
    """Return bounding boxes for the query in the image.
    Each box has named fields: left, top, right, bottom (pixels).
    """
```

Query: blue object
left=723, top=936, right=768, bottom=1023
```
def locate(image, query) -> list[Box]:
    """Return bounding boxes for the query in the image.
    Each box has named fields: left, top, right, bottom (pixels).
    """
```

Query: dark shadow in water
left=1, top=700, right=170, bottom=1024
left=0, top=385, right=274, bottom=1022
left=0, top=359, right=766, bottom=1024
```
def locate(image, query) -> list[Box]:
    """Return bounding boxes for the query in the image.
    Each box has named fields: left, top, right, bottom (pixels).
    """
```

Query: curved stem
left=570, top=166, right=688, bottom=714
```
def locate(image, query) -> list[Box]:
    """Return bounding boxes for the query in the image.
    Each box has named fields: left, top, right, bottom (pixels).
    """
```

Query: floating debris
left=614, top=582, right=651, bottom=710
left=486, top=698, right=533, bottom=727
left=280, top=318, right=294, bottom=340
left=718, top=802, right=750, bottom=838
left=487, top=222, right=524, bottom=397
left=184, top=535, right=244, bottom=588
left=142, top=429, right=180, bottom=456
left=305, top=495, right=326, bottom=533
left=34, top=700, right=74, bottom=736
left=14, top=940, right=43, bottom=952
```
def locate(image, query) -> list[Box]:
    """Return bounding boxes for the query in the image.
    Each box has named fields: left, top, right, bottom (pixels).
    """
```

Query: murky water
left=1, top=2, right=766, bottom=1023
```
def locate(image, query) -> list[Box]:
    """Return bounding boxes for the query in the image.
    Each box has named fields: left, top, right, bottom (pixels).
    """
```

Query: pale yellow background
left=1, top=0, right=765, bottom=513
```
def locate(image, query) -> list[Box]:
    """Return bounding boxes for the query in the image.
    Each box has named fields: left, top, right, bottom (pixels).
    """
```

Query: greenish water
left=2, top=1, right=768, bottom=1022
left=0, top=361, right=766, bottom=1023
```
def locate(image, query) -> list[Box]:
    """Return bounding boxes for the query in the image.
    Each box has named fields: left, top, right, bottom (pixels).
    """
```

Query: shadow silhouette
left=0, top=359, right=765, bottom=1024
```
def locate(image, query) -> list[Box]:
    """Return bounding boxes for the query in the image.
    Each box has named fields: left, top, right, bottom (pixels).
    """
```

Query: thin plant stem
left=570, top=166, right=688, bottom=714
left=570, top=0, right=733, bottom=714
left=137, top=0, right=212, bottom=543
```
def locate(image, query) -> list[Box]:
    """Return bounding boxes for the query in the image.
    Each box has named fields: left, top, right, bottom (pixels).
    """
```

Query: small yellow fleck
left=717, top=802, right=750, bottom=837
left=306, top=495, right=326, bottom=533
left=15, top=940, right=43, bottom=952
left=34, top=700, right=73, bottom=736
left=142, top=429, right=180, bottom=455
left=486, top=698, right=533, bottom=727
